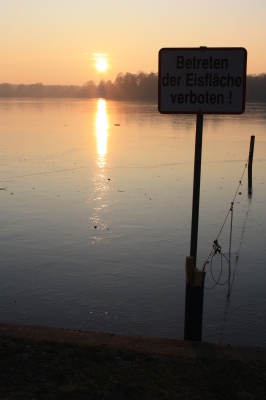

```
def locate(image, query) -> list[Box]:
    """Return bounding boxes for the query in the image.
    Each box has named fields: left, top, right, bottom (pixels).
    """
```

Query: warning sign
left=158, top=47, right=247, bottom=114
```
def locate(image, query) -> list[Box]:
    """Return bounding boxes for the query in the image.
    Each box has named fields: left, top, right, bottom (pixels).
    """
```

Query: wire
left=205, top=245, right=231, bottom=290
left=200, top=144, right=253, bottom=342
left=202, top=160, right=248, bottom=272
left=219, top=197, right=252, bottom=343
left=226, top=197, right=251, bottom=301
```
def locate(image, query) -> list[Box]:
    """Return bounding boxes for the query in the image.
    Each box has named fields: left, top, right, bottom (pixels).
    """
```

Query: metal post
left=248, top=135, right=255, bottom=194
left=190, top=113, right=203, bottom=261
left=184, top=113, right=204, bottom=341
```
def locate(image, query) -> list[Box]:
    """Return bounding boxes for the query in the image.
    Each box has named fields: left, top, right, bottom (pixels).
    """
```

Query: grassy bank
left=0, top=323, right=265, bottom=399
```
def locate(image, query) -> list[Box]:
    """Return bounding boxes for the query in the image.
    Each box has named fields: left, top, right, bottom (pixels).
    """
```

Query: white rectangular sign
left=158, top=47, right=247, bottom=114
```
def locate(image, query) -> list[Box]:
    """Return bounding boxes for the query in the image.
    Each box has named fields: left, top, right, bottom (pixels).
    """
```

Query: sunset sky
left=0, top=0, right=265, bottom=85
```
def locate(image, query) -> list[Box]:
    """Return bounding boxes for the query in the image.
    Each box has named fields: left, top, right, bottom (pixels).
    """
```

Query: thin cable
left=219, top=197, right=252, bottom=343
left=227, top=198, right=251, bottom=301
left=202, top=160, right=248, bottom=272
left=205, top=251, right=231, bottom=290
left=227, top=202, right=233, bottom=286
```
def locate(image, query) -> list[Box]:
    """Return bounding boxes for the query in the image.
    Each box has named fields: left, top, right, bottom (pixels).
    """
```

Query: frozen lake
left=0, top=98, right=265, bottom=346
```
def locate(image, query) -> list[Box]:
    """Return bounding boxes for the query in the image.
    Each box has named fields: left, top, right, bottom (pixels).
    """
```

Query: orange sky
left=0, top=0, right=265, bottom=85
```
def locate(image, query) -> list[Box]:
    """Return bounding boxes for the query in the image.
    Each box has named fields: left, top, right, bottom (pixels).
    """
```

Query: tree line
left=246, top=74, right=266, bottom=102
left=0, top=72, right=265, bottom=102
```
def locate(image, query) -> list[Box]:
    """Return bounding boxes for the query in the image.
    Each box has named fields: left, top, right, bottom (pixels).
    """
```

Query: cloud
left=92, top=53, right=109, bottom=60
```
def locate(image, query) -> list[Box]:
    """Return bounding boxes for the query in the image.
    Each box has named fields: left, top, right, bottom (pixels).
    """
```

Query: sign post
left=158, top=47, right=247, bottom=341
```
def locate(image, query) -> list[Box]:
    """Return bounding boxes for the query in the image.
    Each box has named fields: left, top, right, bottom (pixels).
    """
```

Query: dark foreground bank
left=0, top=323, right=265, bottom=399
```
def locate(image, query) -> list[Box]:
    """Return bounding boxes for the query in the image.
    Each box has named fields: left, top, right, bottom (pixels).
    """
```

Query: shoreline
left=1, top=321, right=265, bottom=361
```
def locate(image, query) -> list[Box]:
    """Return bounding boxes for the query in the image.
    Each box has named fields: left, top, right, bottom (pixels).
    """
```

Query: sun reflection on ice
left=96, top=99, right=108, bottom=168
left=89, top=99, right=110, bottom=237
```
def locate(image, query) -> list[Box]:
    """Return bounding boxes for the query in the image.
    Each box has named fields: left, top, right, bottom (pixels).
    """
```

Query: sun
left=93, top=53, right=109, bottom=72
left=96, top=58, right=108, bottom=72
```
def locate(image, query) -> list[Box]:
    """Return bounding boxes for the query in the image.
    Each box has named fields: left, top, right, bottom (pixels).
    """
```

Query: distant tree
left=44, top=85, right=64, bottom=97
left=27, top=83, right=44, bottom=97
left=104, top=80, right=115, bottom=99
left=246, top=73, right=266, bottom=102
left=60, top=85, right=79, bottom=97
left=113, top=73, right=138, bottom=100
left=82, top=80, right=97, bottom=97
left=137, top=71, right=157, bottom=100
left=98, top=80, right=106, bottom=98
left=14, top=84, right=26, bottom=97
left=123, top=72, right=138, bottom=99
left=0, top=83, right=14, bottom=97
left=113, top=73, right=124, bottom=99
